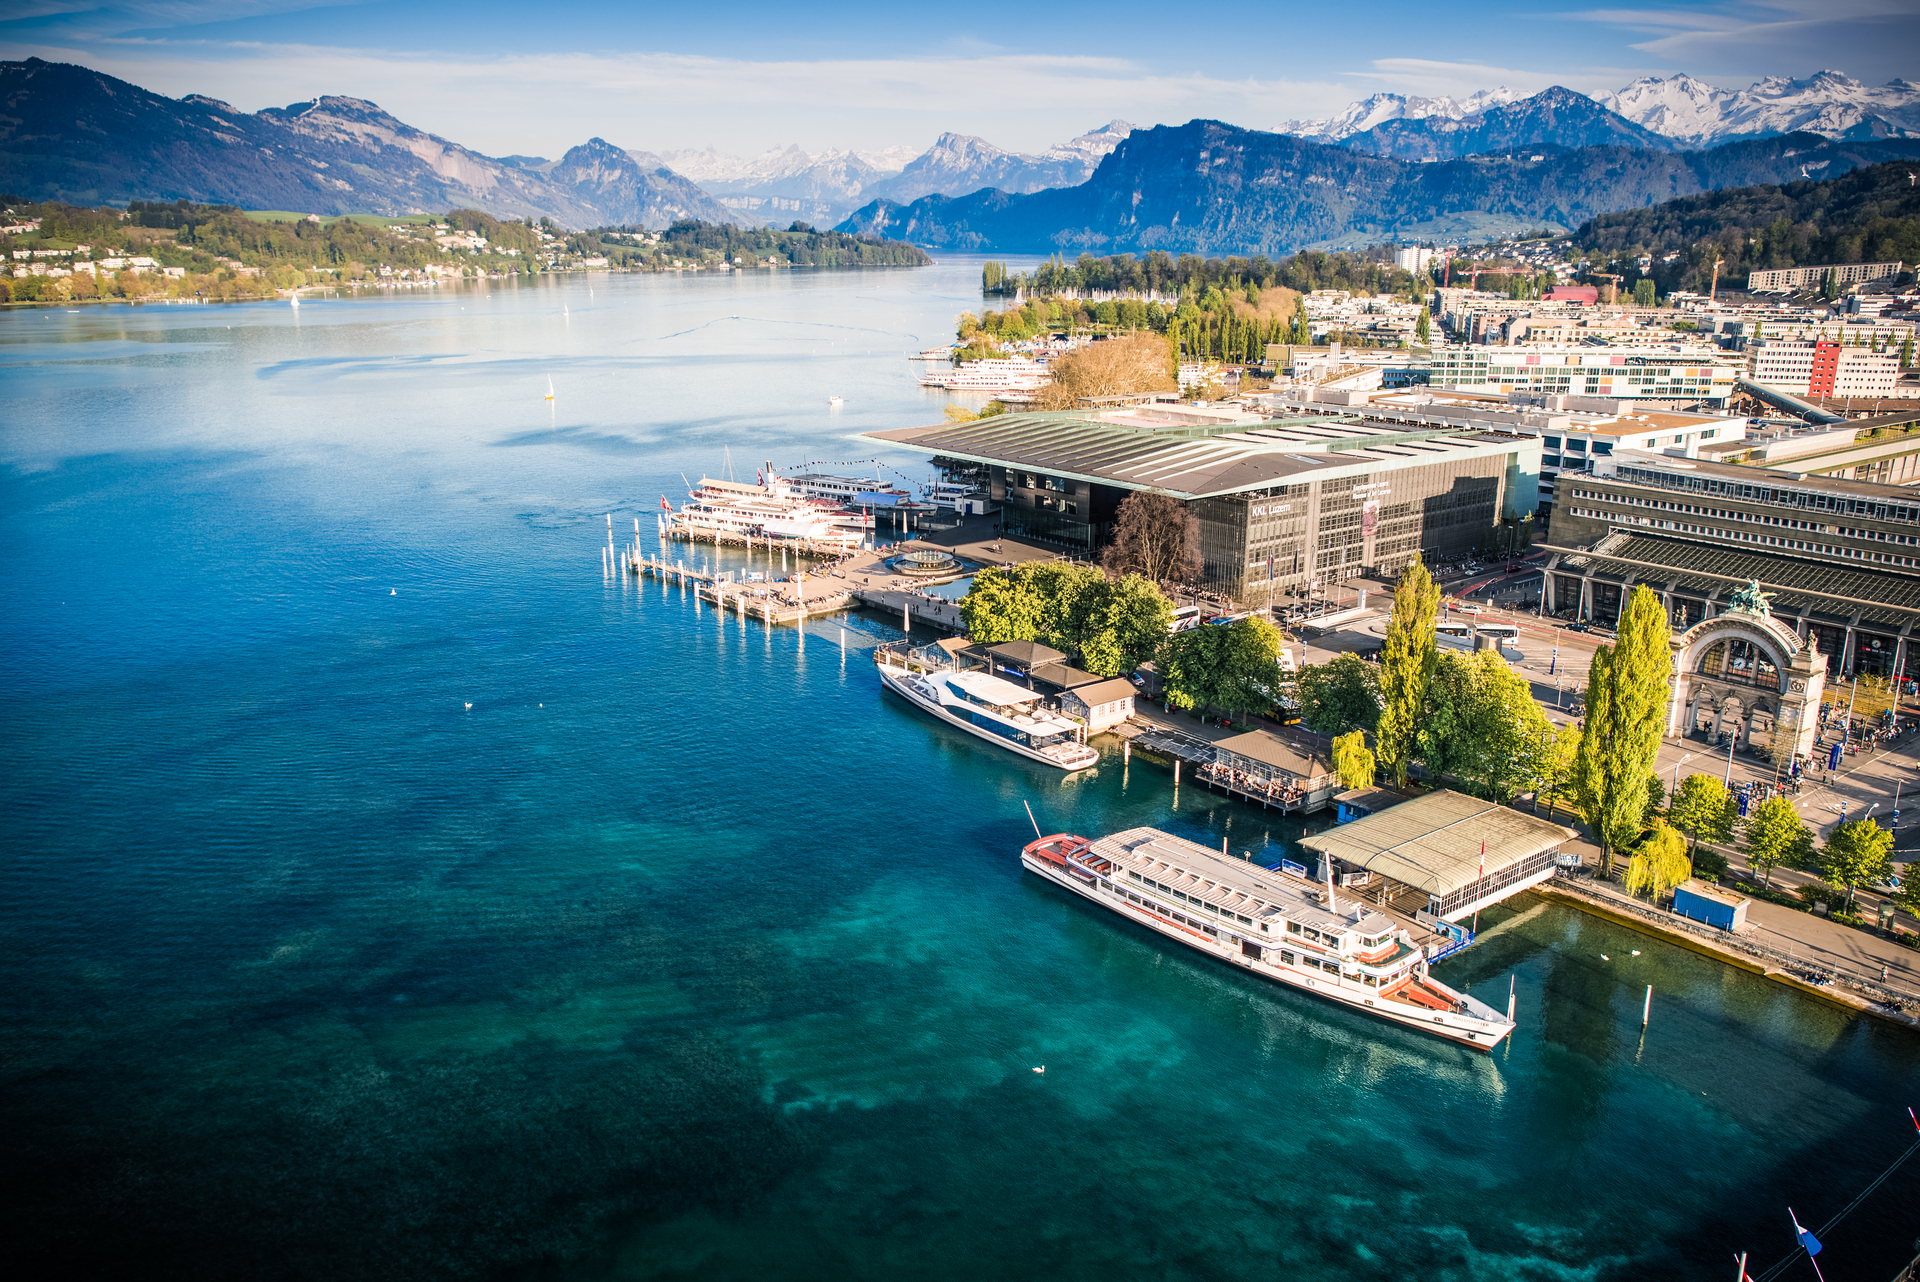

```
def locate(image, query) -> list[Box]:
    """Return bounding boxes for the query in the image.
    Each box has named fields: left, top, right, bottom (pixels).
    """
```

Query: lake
left=2, top=261, right=1916, bottom=1281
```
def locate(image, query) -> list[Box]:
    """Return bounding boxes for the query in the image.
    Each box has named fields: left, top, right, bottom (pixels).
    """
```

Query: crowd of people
left=1197, top=761, right=1308, bottom=808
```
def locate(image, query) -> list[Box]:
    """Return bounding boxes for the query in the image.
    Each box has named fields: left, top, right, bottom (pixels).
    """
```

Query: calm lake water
left=3, top=263, right=1916, bottom=1281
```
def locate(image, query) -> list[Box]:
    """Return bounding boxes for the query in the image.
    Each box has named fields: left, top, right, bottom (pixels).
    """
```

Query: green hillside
left=1574, top=161, right=1920, bottom=294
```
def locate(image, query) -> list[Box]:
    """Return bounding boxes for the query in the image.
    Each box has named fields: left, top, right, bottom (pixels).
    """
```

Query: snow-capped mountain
left=656, top=123, right=1135, bottom=226
left=1277, top=88, right=1520, bottom=141
left=1285, top=70, right=1920, bottom=151
left=1602, top=71, right=1920, bottom=144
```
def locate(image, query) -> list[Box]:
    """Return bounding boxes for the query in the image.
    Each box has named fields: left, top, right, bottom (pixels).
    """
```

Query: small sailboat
left=545, top=376, right=555, bottom=401
left=289, top=295, right=299, bottom=308
left=828, top=395, right=843, bottom=406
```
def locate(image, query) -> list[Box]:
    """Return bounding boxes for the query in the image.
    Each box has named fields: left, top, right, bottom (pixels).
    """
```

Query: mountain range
left=7, top=55, right=1920, bottom=258
left=834, top=121, right=1920, bottom=256
left=0, top=58, right=736, bottom=227
left=1285, top=70, right=1920, bottom=151
left=643, top=123, right=1135, bottom=227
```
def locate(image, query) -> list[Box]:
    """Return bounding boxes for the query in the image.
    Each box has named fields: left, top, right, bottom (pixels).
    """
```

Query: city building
left=1429, top=345, right=1741, bottom=408
left=1338, top=389, right=1746, bottom=531
left=860, top=402, right=1542, bottom=605
left=1543, top=449, right=1920, bottom=679
left=1393, top=246, right=1437, bottom=273
left=1747, top=261, right=1904, bottom=294
left=1747, top=338, right=1900, bottom=398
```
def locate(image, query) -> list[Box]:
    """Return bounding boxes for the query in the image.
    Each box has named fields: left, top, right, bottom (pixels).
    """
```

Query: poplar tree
left=1572, top=585, right=1673, bottom=873
left=1415, top=306, right=1431, bottom=344
left=1375, top=561, right=1440, bottom=789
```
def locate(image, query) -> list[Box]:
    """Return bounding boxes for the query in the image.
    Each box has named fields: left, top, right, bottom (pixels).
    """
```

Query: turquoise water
left=3, top=266, right=1916, bottom=1280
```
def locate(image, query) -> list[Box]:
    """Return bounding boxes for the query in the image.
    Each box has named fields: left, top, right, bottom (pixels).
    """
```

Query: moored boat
left=877, top=655, right=1099, bottom=771
left=1020, top=826, right=1515, bottom=1050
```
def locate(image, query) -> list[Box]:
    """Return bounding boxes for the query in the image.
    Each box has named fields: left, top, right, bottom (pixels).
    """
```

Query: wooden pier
left=628, top=551, right=856, bottom=625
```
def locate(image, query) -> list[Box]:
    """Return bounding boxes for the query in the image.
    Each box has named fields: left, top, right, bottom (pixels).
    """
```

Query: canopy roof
left=1295, top=790, right=1575, bottom=896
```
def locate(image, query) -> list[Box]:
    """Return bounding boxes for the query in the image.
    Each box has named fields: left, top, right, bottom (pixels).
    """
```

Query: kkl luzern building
left=862, top=404, right=1541, bottom=605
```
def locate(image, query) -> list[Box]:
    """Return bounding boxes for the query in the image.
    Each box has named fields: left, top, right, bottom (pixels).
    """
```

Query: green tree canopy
left=1819, top=819, right=1894, bottom=913
left=1416, top=649, right=1556, bottom=802
left=956, top=563, right=1172, bottom=676
left=1670, top=773, right=1737, bottom=856
left=1573, top=586, right=1673, bottom=871
left=1742, top=796, right=1812, bottom=888
left=1539, top=722, right=1582, bottom=821
left=1376, top=561, right=1439, bottom=789
left=1295, top=653, right=1381, bottom=735
left=1332, top=730, right=1375, bottom=790
left=1624, top=822, right=1692, bottom=902
left=1161, top=617, right=1286, bottom=720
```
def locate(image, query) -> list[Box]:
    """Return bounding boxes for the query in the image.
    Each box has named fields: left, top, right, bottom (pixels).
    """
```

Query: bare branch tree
left=1102, top=490, right=1200, bottom=585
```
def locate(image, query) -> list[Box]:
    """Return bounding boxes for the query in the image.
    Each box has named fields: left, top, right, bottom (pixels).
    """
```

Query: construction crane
left=1708, top=252, right=1725, bottom=304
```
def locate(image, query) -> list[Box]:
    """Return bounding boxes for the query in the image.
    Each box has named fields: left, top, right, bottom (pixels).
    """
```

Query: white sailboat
left=545, top=376, right=555, bottom=401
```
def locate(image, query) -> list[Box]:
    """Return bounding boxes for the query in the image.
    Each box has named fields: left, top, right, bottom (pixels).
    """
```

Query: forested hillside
left=839, top=121, right=1920, bottom=257
left=1574, top=161, right=1920, bottom=293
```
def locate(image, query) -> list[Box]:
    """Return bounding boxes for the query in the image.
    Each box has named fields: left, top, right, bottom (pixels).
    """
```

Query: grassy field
left=240, top=210, right=439, bottom=227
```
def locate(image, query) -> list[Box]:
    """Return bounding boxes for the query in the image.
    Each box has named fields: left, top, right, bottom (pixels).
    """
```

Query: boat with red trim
left=1021, top=825, right=1515, bottom=1050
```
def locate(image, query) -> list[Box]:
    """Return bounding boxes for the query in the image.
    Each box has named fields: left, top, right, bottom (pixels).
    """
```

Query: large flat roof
left=861, top=409, right=1536, bottom=500
left=1295, top=791, right=1576, bottom=896
left=1540, top=531, right=1920, bottom=626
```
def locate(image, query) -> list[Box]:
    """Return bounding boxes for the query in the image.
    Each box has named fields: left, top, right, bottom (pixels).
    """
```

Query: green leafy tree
left=1624, top=822, right=1692, bottom=902
left=1332, top=730, right=1375, bottom=789
left=1295, top=653, right=1381, bottom=735
left=1161, top=617, right=1285, bottom=720
left=1669, top=773, right=1737, bottom=858
left=1572, top=585, right=1673, bottom=873
left=1902, top=333, right=1914, bottom=369
left=1073, top=574, right=1173, bottom=677
left=1742, top=796, right=1812, bottom=888
left=1538, top=723, right=1582, bottom=820
left=1642, top=771, right=1667, bottom=827
left=957, top=565, right=1043, bottom=643
left=1376, top=561, right=1440, bottom=789
left=1160, top=624, right=1227, bottom=714
left=1414, top=306, right=1431, bottom=343
left=1416, top=649, right=1554, bottom=801
left=1632, top=278, right=1656, bottom=307
left=1819, top=819, right=1894, bottom=914
left=1216, top=616, right=1288, bottom=723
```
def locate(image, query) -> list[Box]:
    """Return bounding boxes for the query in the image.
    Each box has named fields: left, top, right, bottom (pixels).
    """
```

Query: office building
left=1748, top=339, right=1900, bottom=398
left=1747, top=261, right=1904, bottom=294
left=1429, top=345, right=1741, bottom=408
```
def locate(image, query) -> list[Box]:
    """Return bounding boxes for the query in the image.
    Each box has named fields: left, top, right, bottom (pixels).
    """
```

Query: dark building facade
left=870, top=405, right=1541, bottom=606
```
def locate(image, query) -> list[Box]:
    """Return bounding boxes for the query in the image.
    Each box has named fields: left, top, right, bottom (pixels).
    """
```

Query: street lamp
left=1672, top=753, right=1694, bottom=800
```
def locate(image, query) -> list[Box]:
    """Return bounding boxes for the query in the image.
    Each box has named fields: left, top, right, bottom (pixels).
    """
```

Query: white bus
left=1435, top=621, right=1474, bottom=649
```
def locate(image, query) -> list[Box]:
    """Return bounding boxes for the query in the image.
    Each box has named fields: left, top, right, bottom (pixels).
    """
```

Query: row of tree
left=956, top=562, right=1171, bottom=677
left=980, top=250, right=1428, bottom=300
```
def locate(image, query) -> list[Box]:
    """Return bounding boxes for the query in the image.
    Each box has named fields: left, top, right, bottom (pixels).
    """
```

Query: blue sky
left=4, top=0, right=1916, bottom=159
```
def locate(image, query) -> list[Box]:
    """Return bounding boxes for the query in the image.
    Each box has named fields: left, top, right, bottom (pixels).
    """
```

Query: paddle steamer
left=1022, top=826, right=1515, bottom=1050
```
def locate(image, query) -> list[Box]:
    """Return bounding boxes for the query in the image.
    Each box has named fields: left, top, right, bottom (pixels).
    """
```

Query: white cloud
left=6, top=38, right=1360, bottom=156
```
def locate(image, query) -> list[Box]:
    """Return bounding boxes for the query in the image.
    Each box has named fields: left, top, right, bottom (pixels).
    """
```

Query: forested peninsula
left=0, top=200, right=929, bottom=304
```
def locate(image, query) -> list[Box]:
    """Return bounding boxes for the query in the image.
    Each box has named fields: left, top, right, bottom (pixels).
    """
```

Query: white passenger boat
left=918, top=357, right=1050, bottom=393
left=1021, top=826, right=1516, bottom=1051
left=671, top=475, right=864, bottom=546
left=876, top=656, right=1099, bottom=771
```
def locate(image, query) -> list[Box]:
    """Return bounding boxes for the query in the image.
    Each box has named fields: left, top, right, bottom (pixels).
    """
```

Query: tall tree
left=1332, top=730, right=1375, bottom=790
left=1538, top=722, right=1582, bottom=820
left=1669, top=773, right=1736, bottom=858
left=1295, top=653, right=1381, bottom=735
left=1742, top=796, right=1811, bottom=889
left=957, top=565, right=1043, bottom=644
left=1819, top=819, right=1893, bottom=914
left=1572, top=585, right=1673, bottom=872
left=1100, top=491, right=1201, bottom=585
left=1376, top=561, right=1440, bottom=789
left=1414, top=306, right=1431, bottom=344
left=1214, top=616, right=1288, bottom=724
left=1072, top=574, right=1173, bottom=677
